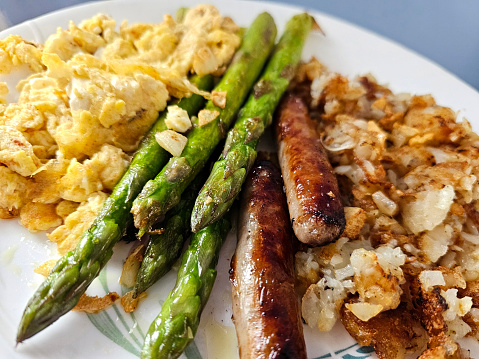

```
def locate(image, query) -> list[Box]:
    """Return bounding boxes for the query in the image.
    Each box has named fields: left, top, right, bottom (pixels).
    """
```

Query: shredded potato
left=295, top=58, right=479, bottom=357
left=73, top=292, right=120, bottom=314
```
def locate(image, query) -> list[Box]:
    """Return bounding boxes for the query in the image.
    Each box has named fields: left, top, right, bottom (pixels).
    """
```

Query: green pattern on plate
left=87, top=266, right=204, bottom=358
left=87, top=311, right=141, bottom=357
left=313, top=343, right=374, bottom=359
left=85, top=268, right=144, bottom=357
left=184, top=341, right=203, bottom=359
left=86, top=264, right=374, bottom=359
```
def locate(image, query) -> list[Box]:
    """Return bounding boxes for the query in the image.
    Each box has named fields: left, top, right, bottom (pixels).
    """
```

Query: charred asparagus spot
left=191, top=13, right=314, bottom=232
left=16, top=74, right=214, bottom=343
left=131, top=12, right=278, bottom=237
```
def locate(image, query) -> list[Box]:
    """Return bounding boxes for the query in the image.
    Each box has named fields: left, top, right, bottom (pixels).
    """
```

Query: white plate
left=1, top=1, right=479, bottom=358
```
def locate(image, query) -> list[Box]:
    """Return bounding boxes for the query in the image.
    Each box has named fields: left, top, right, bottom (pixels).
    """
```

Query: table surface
left=1, top=0, right=479, bottom=91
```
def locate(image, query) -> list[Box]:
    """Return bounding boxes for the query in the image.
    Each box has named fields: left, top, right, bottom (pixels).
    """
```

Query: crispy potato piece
left=435, top=267, right=466, bottom=290
left=343, top=206, right=366, bottom=239
left=73, top=292, right=120, bottom=314
left=120, top=290, right=147, bottom=313
left=407, top=274, right=469, bottom=358
left=409, top=275, right=448, bottom=337
left=418, top=346, right=447, bottom=359
left=458, top=281, right=479, bottom=308
left=427, top=332, right=466, bottom=359
left=294, top=57, right=325, bottom=84
left=340, top=297, right=425, bottom=359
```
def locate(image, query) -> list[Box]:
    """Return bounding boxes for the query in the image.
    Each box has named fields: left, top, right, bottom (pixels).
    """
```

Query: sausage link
left=230, top=159, right=306, bottom=359
left=275, top=93, right=345, bottom=246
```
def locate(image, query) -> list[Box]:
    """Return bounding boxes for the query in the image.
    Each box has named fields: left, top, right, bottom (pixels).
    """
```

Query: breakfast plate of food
left=1, top=0, right=479, bottom=358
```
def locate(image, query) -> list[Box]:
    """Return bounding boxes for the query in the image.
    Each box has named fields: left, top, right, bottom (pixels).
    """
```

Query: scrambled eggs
left=0, top=5, right=240, bottom=262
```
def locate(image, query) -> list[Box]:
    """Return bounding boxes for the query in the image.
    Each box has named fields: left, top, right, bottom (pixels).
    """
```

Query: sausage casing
left=230, top=159, right=307, bottom=359
left=275, top=93, right=345, bottom=246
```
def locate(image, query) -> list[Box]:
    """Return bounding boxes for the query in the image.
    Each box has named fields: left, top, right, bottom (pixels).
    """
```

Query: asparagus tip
left=16, top=323, right=34, bottom=344
left=133, top=199, right=162, bottom=238
left=191, top=203, right=213, bottom=233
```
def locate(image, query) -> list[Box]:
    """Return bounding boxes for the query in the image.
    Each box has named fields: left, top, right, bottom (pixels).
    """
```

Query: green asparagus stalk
left=140, top=216, right=231, bottom=359
left=133, top=168, right=208, bottom=297
left=16, top=75, right=214, bottom=343
left=191, top=13, right=314, bottom=232
left=131, top=13, right=277, bottom=237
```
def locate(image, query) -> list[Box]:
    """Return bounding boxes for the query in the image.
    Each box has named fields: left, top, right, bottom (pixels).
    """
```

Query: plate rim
left=1, top=1, right=479, bottom=358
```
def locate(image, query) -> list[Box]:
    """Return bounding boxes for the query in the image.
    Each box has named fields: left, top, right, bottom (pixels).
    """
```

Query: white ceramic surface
left=1, top=1, right=479, bottom=358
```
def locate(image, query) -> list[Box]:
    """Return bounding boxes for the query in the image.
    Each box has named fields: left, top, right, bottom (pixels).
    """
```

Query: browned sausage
left=230, top=159, right=307, bottom=359
left=275, top=93, right=345, bottom=246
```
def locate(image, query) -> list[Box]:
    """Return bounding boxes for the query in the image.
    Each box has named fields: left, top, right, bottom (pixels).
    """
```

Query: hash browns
left=295, top=59, right=479, bottom=357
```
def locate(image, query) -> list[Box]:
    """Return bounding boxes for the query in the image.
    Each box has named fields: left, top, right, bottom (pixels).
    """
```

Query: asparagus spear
left=131, top=13, right=277, bottom=237
left=16, top=75, right=214, bottom=343
left=140, top=216, right=231, bottom=359
left=191, top=13, right=314, bottom=232
left=133, top=168, right=208, bottom=297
